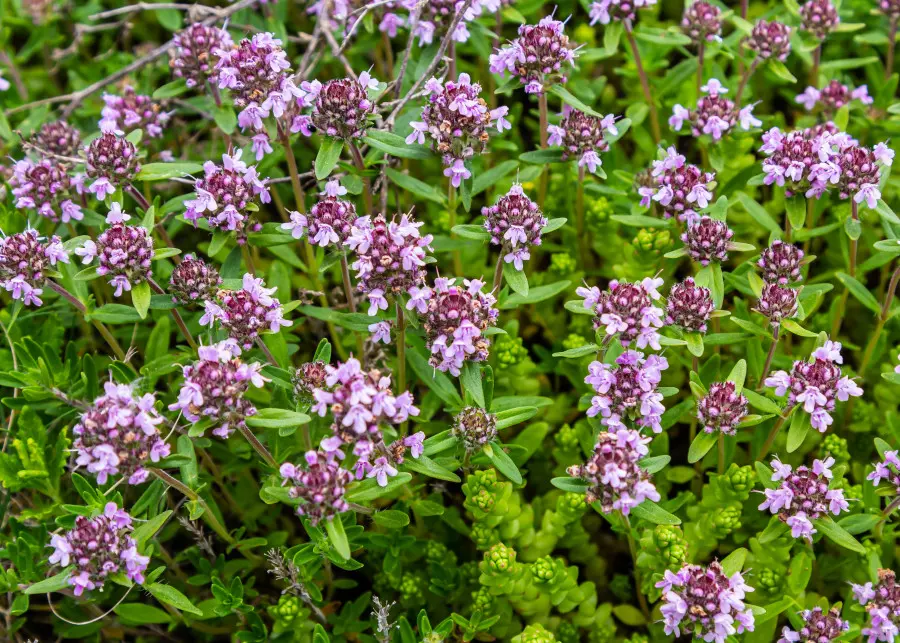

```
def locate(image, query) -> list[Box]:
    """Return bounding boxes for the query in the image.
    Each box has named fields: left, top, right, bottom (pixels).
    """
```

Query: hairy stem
left=349, top=142, right=374, bottom=214
left=448, top=184, right=464, bottom=275
left=758, top=413, right=788, bottom=461
left=625, top=21, right=661, bottom=143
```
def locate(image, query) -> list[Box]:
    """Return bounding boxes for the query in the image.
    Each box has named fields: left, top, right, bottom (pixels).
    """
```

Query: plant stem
left=491, top=254, right=504, bottom=294
left=148, top=468, right=235, bottom=548
left=718, top=433, right=725, bottom=474
left=622, top=513, right=651, bottom=622
left=696, top=43, right=705, bottom=97
left=624, top=21, right=661, bottom=144
left=576, top=166, right=587, bottom=265
left=240, top=243, right=256, bottom=276
left=447, top=183, right=464, bottom=275
left=758, top=414, right=788, bottom=461
left=831, top=201, right=860, bottom=338
left=758, top=325, right=780, bottom=390
left=396, top=300, right=407, bottom=421
left=349, top=142, right=373, bottom=213
left=810, top=45, right=821, bottom=85
left=734, top=59, right=758, bottom=106
left=148, top=278, right=198, bottom=350
left=47, top=280, right=127, bottom=360
left=537, top=91, right=551, bottom=206
left=255, top=336, right=280, bottom=367
left=888, top=17, right=899, bottom=80
left=340, top=254, right=357, bottom=313
left=237, top=424, right=279, bottom=469
left=875, top=496, right=900, bottom=540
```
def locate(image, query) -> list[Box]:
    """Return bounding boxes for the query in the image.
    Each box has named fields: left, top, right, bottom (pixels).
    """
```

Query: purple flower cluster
left=656, top=561, right=755, bottom=643
left=796, top=81, right=872, bottom=113
left=589, top=0, right=657, bottom=25
left=310, top=358, right=422, bottom=485
left=418, top=277, right=499, bottom=375
left=639, top=146, right=715, bottom=223
left=867, top=449, right=900, bottom=496
left=681, top=216, right=733, bottom=266
left=697, top=382, right=748, bottom=436
left=755, top=283, right=799, bottom=327
left=169, top=339, right=268, bottom=438
left=47, top=502, right=149, bottom=596
left=567, top=428, right=659, bottom=514
left=758, top=240, right=804, bottom=285
left=547, top=106, right=617, bottom=174
left=778, top=606, right=849, bottom=643
left=452, top=407, right=498, bottom=452
left=584, top=350, right=668, bottom=433
left=84, top=132, right=141, bottom=200
left=407, top=0, right=501, bottom=45
left=577, top=277, right=665, bottom=348
left=184, top=150, right=271, bottom=241
left=481, top=184, right=546, bottom=269
left=0, top=228, right=68, bottom=307
left=216, top=32, right=291, bottom=108
left=670, top=79, right=760, bottom=141
left=73, top=380, right=168, bottom=485
left=489, top=16, right=579, bottom=94
left=100, top=86, right=171, bottom=138
left=852, top=569, right=900, bottom=642
left=10, top=158, right=83, bottom=223
left=168, top=254, right=221, bottom=306
left=170, top=23, right=234, bottom=89
left=31, top=119, right=81, bottom=157
left=406, top=74, right=510, bottom=183
left=746, top=19, right=792, bottom=62
left=799, top=0, right=839, bottom=40
left=758, top=457, right=849, bottom=540
left=293, top=361, right=329, bottom=406
left=765, top=341, right=863, bottom=432
left=75, top=213, right=154, bottom=297
left=306, top=72, right=379, bottom=141
left=280, top=451, right=353, bottom=525
left=283, top=180, right=357, bottom=248
left=200, top=273, right=291, bottom=349
left=681, top=1, right=721, bottom=44
left=346, top=212, right=433, bottom=315
left=665, top=278, right=714, bottom=333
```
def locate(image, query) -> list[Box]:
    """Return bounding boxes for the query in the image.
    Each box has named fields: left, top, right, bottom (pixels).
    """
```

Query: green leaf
left=813, top=515, right=866, bottom=553
left=786, top=195, right=807, bottom=230
left=153, top=247, right=182, bottom=261
left=494, top=406, right=538, bottom=429
left=91, top=303, right=142, bottom=324
left=726, top=359, right=747, bottom=393
left=73, top=266, right=101, bottom=281
left=364, top=131, right=432, bottom=159
left=875, top=199, right=900, bottom=224
left=484, top=442, right=523, bottom=484
left=403, top=454, right=461, bottom=483
left=152, top=80, right=189, bottom=100
left=844, top=216, right=862, bottom=240
left=720, top=547, right=748, bottom=576
left=542, top=217, right=566, bottom=233
left=551, top=477, right=590, bottom=493
left=768, top=60, right=797, bottom=83
left=837, top=513, right=880, bottom=535
left=246, top=408, right=311, bottom=429
left=836, top=272, right=881, bottom=314
left=406, top=344, right=462, bottom=407
left=213, top=105, right=236, bottom=134
left=550, top=85, right=602, bottom=118
left=684, top=332, right=704, bottom=357
left=781, top=319, right=817, bottom=337
left=501, top=280, right=571, bottom=309
left=688, top=431, right=717, bottom=463
left=472, top=160, right=519, bottom=196
left=325, top=517, right=351, bottom=560
left=24, top=570, right=72, bottom=594
left=518, top=149, right=565, bottom=164
left=786, top=410, right=810, bottom=453
left=630, top=500, right=681, bottom=525
left=451, top=224, right=490, bottom=240
left=502, top=263, right=528, bottom=296
left=385, top=167, right=446, bottom=204
left=114, top=603, right=173, bottom=624
left=131, top=510, right=172, bottom=548
left=345, top=472, right=412, bottom=502
left=743, top=389, right=783, bottom=415
left=737, top=193, right=782, bottom=237
left=315, top=138, right=344, bottom=180
left=131, top=281, right=151, bottom=319
left=135, top=162, right=204, bottom=181
left=612, top=603, right=647, bottom=626
left=611, top=214, right=672, bottom=228
left=373, top=510, right=410, bottom=529
left=552, top=343, right=600, bottom=358
left=639, top=455, right=670, bottom=474
left=145, top=583, right=203, bottom=615
left=208, top=231, right=229, bottom=257
left=460, top=362, right=485, bottom=408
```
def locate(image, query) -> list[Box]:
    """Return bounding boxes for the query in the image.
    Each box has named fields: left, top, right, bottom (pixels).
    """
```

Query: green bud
left=512, top=623, right=558, bottom=643
left=550, top=252, right=578, bottom=276
left=820, top=433, right=851, bottom=463
left=756, top=567, right=783, bottom=594
left=399, top=573, right=426, bottom=606
left=530, top=556, right=557, bottom=583
left=712, top=505, right=742, bottom=534
left=493, top=333, right=529, bottom=367
left=484, top=542, right=517, bottom=574
left=723, top=463, right=756, bottom=496
left=632, top=227, right=673, bottom=258
left=556, top=622, right=581, bottom=643
left=586, top=195, right=612, bottom=226
left=471, top=586, right=494, bottom=613
left=471, top=523, right=499, bottom=550
left=562, top=333, right=589, bottom=352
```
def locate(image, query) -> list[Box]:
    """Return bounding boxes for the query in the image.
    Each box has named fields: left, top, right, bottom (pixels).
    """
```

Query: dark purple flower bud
left=9, top=158, right=83, bottom=223
left=546, top=108, right=617, bottom=175
left=697, top=381, right=748, bottom=436
left=746, top=20, right=792, bottom=62
left=47, top=502, right=149, bottom=596
left=481, top=184, right=546, bottom=270
left=100, top=86, right=171, bottom=138
left=169, top=254, right=222, bottom=306
left=642, top=149, right=716, bottom=223
left=758, top=240, right=804, bottom=285
left=567, top=428, right=659, bottom=514
left=75, top=223, right=154, bottom=298
left=292, top=360, right=329, bottom=405
left=577, top=277, right=665, bottom=349
left=656, top=561, right=755, bottom=640
left=0, top=229, right=68, bottom=307
left=283, top=194, right=357, bottom=248
left=85, top=133, right=141, bottom=198
left=31, top=120, right=82, bottom=158
left=452, top=407, right=498, bottom=452
left=489, top=17, right=579, bottom=94
left=681, top=1, right=721, bottom=44
left=800, top=0, right=839, bottom=40
left=171, top=23, right=234, bottom=89
left=311, top=76, right=376, bottom=140
left=681, top=216, right=733, bottom=265
left=421, top=277, right=499, bottom=375
left=665, top=278, right=714, bottom=333
left=755, top=283, right=798, bottom=326
left=819, top=79, right=851, bottom=111
left=280, top=451, right=353, bottom=526
left=73, top=380, right=169, bottom=485
left=759, top=457, right=848, bottom=540
left=777, top=606, right=849, bottom=643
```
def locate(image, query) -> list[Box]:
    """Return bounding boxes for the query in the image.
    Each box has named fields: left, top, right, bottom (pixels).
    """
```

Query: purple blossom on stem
left=84, top=132, right=141, bottom=200
left=852, top=569, right=900, bottom=642
left=310, top=358, right=421, bottom=484
left=681, top=216, right=733, bottom=266
left=309, top=72, right=378, bottom=140
left=589, top=0, right=657, bottom=25
left=867, top=449, right=900, bottom=495
left=681, top=1, right=721, bottom=44
left=280, top=451, right=353, bottom=525
left=758, top=457, right=849, bottom=540
left=0, top=228, right=68, bottom=307
left=669, top=79, right=759, bottom=141
left=452, top=407, right=498, bottom=452
left=765, top=341, right=863, bottom=432
left=215, top=32, right=292, bottom=109
left=169, top=339, right=268, bottom=438
left=168, top=254, right=222, bottom=306
left=697, top=382, right=748, bottom=436
left=755, top=283, right=799, bottom=327
left=282, top=183, right=357, bottom=248
left=746, top=20, right=792, bottom=62
left=47, top=502, right=149, bottom=596
left=99, top=86, right=171, bottom=138
left=200, top=273, right=291, bottom=349
left=10, top=158, right=83, bottom=223
left=777, top=606, right=849, bottom=642
left=758, top=240, right=805, bottom=285
left=489, top=15, right=579, bottom=94
left=796, top=80, right=872, bottom=113
left=799, top=0, right=839, bottom=40
left=576, top=277, right=665, bottom=348
left=74, top=220, right=154, bottom=297
left=584, top=350, right=668, bottom=433
left=546, top=107, right=617, bottom=175
left=481, top=184, right=547, bottom=270
left=31, top=120, right=82, bottom=158
left=640, top=147, right=716, bottom=223
left=567, top=428, right=659, bottom=514
left=171, top=23, right=234, bottom=89
left=656, top=561, right=755, bottom=643
left=73, top=380, right=169, bottom=485
left=665, top=278, right=714, bottom=333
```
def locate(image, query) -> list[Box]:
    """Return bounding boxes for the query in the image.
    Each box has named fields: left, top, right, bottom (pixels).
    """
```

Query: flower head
left=584, top=350, right=669, bottom=433
left=746, top=20, right=792, bottom=62
left=9, top=158, right=83, bottom=223
left=100, top=86, right=171, bottom=138
left=280, top=451, right=353, bottom=525
left=758, top=240, right=805, bottom=285
left=0, top=228, right=68, bottom=307
left=168, top=255, right=222, bottom=306
left=30, top=120, right=82, bottom=157
left=681, top=1, right=721, bottom=44
left=665, top=278, right=714, bottom=333
left=199, top=273, right=291, bottom=349
left=76, top=221, right=154, bottom=297
left=778, top=606, right=849, bottom=643
left=310, top=74, right=377, bottom=140
left=452, top=407, right=498, bottom=452
left=799, top=0, right=839, bottom=40
left=642, top=149, right=716, bottom=223
left=852, top=569, right=900, bottom=643
left=755, top=284, right=799, bottom=327
left=283, top=191, right=357, bottom=248
left=590, top=0, right=657, bottom=25
left=85, top=133, right=141, bottom=198
left=681, top=216, right=733, bottom=266
left=292, top=360, right=329, bottom=406
left=578, top=277, right=665, bottom=348
left=215, top=33, right=291, bottom=108
left=481, top=184, right=547, bottom=270
left=697, top=382, right=748, bottom=436
left=548, top=108, right=616, bottom=175
left=489, top=17, right=579, bottom=94
left=171, top=23, right=234, bottom=88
